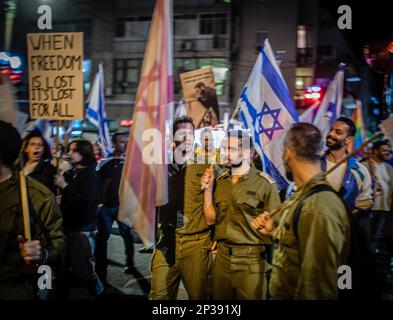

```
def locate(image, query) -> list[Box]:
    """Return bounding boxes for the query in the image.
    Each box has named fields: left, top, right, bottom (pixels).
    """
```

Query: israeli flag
left=23, top=119, right=55, bottom=143
left=86, top=63, right=112, bottom=155
left=312, top=63, right=345, bottom=140
left=237, top=39, right=299, bottom=190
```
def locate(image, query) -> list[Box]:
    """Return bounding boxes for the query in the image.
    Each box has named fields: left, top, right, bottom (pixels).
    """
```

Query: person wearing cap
left=0, top=120, right=65, bottom=300
left=201, top=129, right=281, bottom=300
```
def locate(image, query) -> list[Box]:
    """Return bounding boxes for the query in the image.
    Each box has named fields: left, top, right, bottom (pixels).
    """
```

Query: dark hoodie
left=27, top=159, right=57, bottom=194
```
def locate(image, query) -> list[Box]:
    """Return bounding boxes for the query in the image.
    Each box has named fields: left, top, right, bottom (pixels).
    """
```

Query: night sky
left=321, top=0, right=392, bottom=59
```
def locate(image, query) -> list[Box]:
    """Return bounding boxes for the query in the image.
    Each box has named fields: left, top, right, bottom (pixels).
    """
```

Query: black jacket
left=27, top=160, right=57, bottom=194
left=60, top=165, right=100, bottom=232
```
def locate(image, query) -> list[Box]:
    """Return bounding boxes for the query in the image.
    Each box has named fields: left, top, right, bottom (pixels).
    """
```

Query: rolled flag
left=118, top=0, right=174, bottom=248
left=86, top=63, right=112, bottom=155
left=238, top=38, right=299, bottom=190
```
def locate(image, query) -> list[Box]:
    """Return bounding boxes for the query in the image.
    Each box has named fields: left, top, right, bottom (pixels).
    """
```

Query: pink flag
left=118, top=0, right=173, bottom=248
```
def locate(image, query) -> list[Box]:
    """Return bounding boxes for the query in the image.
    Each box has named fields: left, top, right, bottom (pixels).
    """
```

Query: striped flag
left=238, top=39, right=299, bottom=190
left=118, top=0, right=173, bottom=248
left=313, top=64, right=345, bottom=140
left=86, top=63, right=112, bottom=155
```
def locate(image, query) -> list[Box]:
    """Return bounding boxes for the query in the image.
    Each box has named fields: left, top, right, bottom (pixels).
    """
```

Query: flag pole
left=328, top=114, right=393, bottom=174
left=18, top=152, right=32, bottom=240
left=263, top=131, right=383, bottom=221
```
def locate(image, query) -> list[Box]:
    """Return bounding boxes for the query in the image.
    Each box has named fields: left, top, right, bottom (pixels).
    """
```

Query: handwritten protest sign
left=179, top=67, right=219, bottom=128
left=27, top=32, right=84, bottom=120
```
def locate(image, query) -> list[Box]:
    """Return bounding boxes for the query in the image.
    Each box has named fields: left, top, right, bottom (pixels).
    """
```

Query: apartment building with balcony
left=8, top=0, right=363, bottom=130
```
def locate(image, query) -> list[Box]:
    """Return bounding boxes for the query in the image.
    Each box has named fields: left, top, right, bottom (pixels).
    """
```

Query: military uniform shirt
left=213, top=166, right=281, bottom=245
left=158, top=163, right=213, bottom=240
left=269, top=173, right=350, bottom=300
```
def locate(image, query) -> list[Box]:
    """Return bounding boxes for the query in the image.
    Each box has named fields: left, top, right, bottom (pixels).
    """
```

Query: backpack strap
left=292, top=184, right=337, bottom=241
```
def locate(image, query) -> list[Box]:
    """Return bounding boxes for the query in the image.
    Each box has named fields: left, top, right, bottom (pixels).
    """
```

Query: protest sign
left=179, top=67, right=219, bottom=128
left=27, top=32, right=84, bottom=120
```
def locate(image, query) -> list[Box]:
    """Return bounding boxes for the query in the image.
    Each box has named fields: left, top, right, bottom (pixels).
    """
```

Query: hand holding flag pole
left=201, top=147, right=220, bottom=190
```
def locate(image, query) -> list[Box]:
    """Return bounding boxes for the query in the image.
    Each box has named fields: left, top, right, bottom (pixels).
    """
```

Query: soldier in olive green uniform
left=0, top=121, right=65, bottom=300
left=202, top=130, right=281, bottom=300
left=251, top=123, right=350, bottom=300
left=150, top=116, right=213, bottom=300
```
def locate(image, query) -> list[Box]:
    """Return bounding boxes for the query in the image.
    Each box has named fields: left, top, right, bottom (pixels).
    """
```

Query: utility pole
left=4, top=0, right=18, bottom=51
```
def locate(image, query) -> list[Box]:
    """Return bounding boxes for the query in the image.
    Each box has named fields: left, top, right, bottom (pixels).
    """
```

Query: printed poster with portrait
left=179, top=67, right=220, bottom=128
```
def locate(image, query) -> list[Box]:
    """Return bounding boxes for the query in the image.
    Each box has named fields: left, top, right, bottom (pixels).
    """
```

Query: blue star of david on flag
left=255, top=102, right=284, bottom=140
left=236, top=39, right=299, bottom=190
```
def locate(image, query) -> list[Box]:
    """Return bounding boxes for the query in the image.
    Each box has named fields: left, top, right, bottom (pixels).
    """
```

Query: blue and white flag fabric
left=299, top=101, right=319, bottom=123
left=23, top=119, right=54, bottom=143
left=312, top=63, right=345, bottom=140
left=65, top=120, right=76, bottom=135
left=237, top=39, right=299, bottom=190
left=86, top=63, right=112, bottom=155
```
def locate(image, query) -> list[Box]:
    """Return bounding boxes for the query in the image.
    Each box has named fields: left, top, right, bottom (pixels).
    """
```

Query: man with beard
left=251, top=123, right=350, bottom=299
left=201, top=130, right=280, bottom=300
left=149, top=116, right=213, bottom=300
left=322, top=117, right=373, bottom=214
left=363, top=140, right=393, bottom=254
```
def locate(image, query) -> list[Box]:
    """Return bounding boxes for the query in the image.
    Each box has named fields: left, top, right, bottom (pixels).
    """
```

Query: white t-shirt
left=372, top=160, right=393, bottom=211
left=326, top=160, right=347, bottom=192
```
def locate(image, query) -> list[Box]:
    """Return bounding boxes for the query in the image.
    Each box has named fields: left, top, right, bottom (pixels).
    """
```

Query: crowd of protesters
left=0, top=115, right=392, bottom=300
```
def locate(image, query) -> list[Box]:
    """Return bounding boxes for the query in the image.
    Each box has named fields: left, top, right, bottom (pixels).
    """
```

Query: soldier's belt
left=175, top=230, right=210, bottom=241
left=219, top=243, right=266, bottom=256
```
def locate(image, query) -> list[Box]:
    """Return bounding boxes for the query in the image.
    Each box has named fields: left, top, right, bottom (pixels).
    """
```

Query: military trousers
left=149, top=231, right=212, bottom=300
left=212, top=243, right=270, bottom=300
